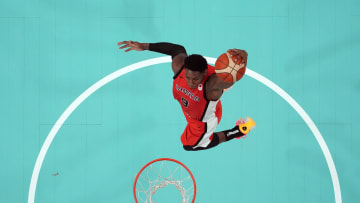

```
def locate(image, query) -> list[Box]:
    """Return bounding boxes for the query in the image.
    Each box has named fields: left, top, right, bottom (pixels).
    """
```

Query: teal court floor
left=0, top=0, right=360, bottom=202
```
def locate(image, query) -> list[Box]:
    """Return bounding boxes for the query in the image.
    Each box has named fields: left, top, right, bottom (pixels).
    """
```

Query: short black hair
left=184, top=54, right=208, bottom=72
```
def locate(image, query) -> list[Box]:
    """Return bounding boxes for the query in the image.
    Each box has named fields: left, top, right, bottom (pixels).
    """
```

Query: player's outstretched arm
left=118, top=40, right=149, bottom=52
left=118, top=40, right=187, bottom=75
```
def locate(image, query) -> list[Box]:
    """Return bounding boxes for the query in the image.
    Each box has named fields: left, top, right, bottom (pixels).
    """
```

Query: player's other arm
left=205, top=48, right=248, bottom=101
left=205, top=75, right=232, bottom=101
left=118, top=40, right=187, bottom=75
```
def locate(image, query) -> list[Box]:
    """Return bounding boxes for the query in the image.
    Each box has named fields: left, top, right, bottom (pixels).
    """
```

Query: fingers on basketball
left=215, top=52, right=246, bottom=83
left=227, top=50, right=247, bottom=64
left=227, top=49, right=237, bottom=56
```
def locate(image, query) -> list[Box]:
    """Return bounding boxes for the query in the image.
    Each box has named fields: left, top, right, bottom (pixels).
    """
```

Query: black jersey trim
left=173, top=65, right=185, bottom=79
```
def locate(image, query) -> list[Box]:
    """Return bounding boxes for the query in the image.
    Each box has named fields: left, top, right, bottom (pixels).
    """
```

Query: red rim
left=133, top=158, right=196, bottom=203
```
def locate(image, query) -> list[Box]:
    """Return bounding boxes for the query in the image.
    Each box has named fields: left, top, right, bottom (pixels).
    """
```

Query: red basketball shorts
left=181, top=102, right=222, bottom=150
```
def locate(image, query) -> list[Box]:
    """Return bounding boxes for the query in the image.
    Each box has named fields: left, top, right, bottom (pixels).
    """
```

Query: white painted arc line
left=29, top=56, right=341, bottom=203
left=245, top=68, right=341, bottom=203
left=28, top=56, right=171, bottom=203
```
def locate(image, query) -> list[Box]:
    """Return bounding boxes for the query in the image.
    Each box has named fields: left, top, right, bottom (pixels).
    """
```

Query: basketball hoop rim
left=133, top=158, right=197, bottom=203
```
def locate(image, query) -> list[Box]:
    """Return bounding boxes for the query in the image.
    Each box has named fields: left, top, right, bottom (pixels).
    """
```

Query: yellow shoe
left=236, top=117, right=256, bottom=136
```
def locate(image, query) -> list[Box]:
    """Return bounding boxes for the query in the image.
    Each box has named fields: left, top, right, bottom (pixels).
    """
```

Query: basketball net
left=134, top=158, right=196, bottom=203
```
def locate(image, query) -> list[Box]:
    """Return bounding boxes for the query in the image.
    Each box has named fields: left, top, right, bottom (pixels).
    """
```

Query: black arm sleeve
left=149, top=42, right=187, bottom=59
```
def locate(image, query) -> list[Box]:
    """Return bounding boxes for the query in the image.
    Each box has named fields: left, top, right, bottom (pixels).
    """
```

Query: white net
left=135, top=159, right=195, bottom=203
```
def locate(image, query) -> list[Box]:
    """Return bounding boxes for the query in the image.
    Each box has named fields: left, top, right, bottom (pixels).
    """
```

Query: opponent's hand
left=117, top=40, right=147, bottom=52
left=227, top=49, right=248, bottom=66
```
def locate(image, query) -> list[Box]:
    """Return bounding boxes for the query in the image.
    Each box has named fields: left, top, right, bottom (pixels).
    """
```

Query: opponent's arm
left=118, top=41, right=187, bottom=75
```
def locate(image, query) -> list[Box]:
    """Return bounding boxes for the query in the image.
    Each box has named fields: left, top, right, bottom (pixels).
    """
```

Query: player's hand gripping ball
left=214, top=49, right=247, bottom=83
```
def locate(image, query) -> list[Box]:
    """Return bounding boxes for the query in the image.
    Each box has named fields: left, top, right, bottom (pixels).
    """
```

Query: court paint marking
left=28, top=56, right=342, bottom=203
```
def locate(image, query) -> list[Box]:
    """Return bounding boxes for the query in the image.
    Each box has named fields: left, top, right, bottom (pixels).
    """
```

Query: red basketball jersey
left=173, top=65, right=222, bottom=122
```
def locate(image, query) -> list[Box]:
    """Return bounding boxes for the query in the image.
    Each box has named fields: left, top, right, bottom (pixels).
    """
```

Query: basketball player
left=118, top=41, right=255, bottom=151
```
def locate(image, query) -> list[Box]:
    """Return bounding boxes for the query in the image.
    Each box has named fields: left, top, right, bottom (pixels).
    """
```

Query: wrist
left=215, top=75, right=233, bottom=89
left=143, top=43, right=150, bottom=50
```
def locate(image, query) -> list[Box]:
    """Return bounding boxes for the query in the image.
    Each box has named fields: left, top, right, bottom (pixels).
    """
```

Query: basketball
left=214, top=52, right=246, bottom=83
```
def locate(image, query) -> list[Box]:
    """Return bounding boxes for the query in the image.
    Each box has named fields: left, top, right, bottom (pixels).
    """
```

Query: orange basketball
left=214, top=52, right=246, bottom=83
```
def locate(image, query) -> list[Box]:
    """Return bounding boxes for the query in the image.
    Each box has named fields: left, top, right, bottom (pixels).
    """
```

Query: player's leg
left=184, top=117, right=256, bottom=151
left=215, top=117, right=256, bottom=144
left=181, top=117, right=255, bottom=151
left=181, top=101, right=255, bottom=151
left=181, top=117, right=220, bottom=151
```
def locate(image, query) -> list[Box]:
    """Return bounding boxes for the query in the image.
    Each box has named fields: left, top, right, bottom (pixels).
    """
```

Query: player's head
left=184, top=54, right=208, bottom=89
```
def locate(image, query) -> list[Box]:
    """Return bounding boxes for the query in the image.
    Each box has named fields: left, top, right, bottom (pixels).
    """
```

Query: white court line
left=28, top=56, right=342, bottom=203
